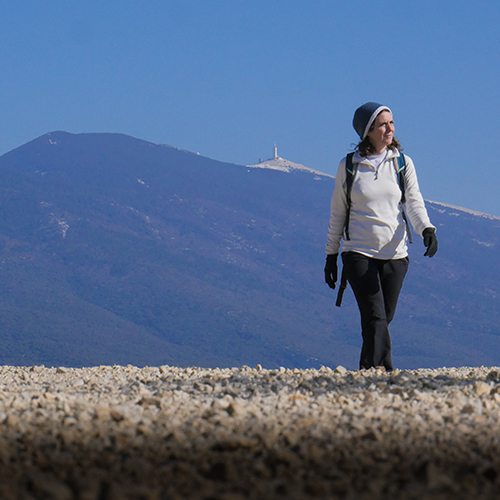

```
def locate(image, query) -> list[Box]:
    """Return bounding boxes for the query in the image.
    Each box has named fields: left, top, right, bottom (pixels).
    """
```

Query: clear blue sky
left=1, top=1, right=500, bottom=215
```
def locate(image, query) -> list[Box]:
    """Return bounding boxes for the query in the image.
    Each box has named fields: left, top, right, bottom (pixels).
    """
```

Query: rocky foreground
left=0, top=365, right=499, bottom=500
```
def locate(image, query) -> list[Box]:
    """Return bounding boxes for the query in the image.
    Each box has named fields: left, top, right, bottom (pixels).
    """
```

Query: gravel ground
left=0, top=364, right=499, bottom=500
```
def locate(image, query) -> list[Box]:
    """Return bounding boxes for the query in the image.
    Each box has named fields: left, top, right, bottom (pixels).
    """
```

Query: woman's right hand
left=324, top=254, right=338, bottom=289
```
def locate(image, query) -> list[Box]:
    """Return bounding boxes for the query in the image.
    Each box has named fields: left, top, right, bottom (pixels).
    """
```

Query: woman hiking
left=324, top=102, right=438, bottom=371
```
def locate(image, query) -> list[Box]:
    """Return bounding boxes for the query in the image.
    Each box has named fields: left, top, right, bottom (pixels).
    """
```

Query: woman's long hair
left=355, top=136, right=402, bottom=156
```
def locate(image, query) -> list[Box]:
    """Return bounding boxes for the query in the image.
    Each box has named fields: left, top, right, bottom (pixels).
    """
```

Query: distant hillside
left=0, top=132, right=498, bottom=369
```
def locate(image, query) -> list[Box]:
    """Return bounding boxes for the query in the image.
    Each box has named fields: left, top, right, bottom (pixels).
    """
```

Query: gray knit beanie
left=353, top=102, right=392, bottom=140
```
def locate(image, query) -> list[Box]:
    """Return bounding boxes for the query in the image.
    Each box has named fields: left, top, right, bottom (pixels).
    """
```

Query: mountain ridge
left=0, top=131, right=498, bottom=370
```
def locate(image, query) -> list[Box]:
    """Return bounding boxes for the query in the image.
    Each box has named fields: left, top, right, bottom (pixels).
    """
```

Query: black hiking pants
left=342, top=251, right=409, bottom=371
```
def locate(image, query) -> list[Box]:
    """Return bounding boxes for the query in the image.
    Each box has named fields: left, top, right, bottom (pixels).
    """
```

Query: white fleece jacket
left=325, top=149, right=434, bottom=259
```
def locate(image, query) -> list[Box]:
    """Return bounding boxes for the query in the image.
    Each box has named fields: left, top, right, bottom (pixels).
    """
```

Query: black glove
left=324, top=254, right=338, bottom=289
left=423, top=227, right=438, bottom=257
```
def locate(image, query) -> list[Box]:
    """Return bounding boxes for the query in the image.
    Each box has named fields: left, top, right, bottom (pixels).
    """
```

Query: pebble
left=0, top=364, right=498, bottom=499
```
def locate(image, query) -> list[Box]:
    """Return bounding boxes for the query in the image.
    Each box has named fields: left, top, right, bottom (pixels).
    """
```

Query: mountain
left=0, top=131, right=498, bottom=370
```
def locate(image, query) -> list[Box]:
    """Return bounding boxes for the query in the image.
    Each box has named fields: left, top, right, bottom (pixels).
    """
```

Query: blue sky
left=1, top=1, right=500, bottom=215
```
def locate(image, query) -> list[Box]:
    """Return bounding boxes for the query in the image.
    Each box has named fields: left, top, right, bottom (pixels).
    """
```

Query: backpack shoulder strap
left=346, top=152, right=356, bottom=174
left=344, top=153, right=357, bottom=241
left=394, top=153, right=413, bottom=244
left=395, top=153, right=406, bottom=203
left=337, top=152, right=356, bottom=306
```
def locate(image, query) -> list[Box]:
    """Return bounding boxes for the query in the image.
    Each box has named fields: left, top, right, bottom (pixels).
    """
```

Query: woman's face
left=367, top=110, right=394, bottom=153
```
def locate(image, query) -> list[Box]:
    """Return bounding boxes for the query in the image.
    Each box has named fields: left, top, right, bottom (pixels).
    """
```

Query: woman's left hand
left=423, top=228, right=438, bottom=257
